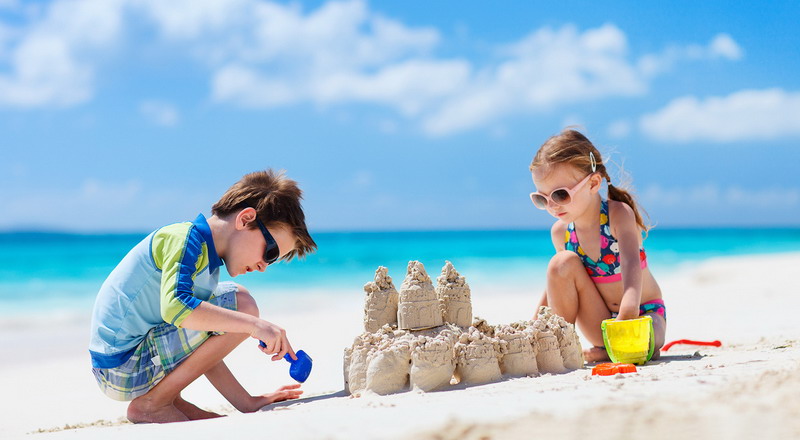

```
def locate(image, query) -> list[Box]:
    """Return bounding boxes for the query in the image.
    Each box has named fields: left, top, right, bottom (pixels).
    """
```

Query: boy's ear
left=236, top=207, right=258, bottom=229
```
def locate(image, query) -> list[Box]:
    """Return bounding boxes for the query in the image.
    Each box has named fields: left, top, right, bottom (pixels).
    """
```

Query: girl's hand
left=615, top=306, right=640, bottom=321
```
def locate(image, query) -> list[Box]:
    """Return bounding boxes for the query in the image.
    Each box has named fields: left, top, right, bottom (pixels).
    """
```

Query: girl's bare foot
left=583, top=346, right=610, bottom=363
left=127, top=395, right=189, bottom=424
left=174, top=395, right=223, bottom=420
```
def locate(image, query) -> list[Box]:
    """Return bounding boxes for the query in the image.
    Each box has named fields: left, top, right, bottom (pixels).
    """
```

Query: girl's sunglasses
left=530, top=173, right=593, bottom=210
left=255, top=218, right=281, bottom=265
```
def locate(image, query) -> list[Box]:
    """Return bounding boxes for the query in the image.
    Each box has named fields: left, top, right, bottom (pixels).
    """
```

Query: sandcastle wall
left=410, top=333, right=457, bottom=391
left=496, top=325, right=538, bottom=377
left=454, top=328, right=502, bottom=385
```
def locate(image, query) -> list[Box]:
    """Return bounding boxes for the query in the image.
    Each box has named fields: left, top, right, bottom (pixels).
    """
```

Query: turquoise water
left=1, top=228, right=798, bottom=316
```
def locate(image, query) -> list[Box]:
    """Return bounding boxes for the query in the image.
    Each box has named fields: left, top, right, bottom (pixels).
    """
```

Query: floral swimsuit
left=564, top=199, right=665, bottom=319
left=564, top=199, right=648, bottom=283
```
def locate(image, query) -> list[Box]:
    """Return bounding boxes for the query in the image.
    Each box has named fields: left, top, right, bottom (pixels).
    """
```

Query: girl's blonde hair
left=530, top=129, right=650, bottom=233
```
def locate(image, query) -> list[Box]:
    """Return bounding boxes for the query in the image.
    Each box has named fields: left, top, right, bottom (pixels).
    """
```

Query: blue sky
left=1, top=0, right=798, bottom=232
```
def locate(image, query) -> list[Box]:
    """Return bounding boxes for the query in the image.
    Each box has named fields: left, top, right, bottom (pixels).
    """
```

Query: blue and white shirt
left=89, top=214, right=224, bottom=369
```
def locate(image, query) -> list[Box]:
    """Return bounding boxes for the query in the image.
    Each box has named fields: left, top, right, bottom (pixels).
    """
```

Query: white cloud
left=423, top=24, right=647, bottom=136
left=134, top=0, right=249, bottom=39
left=0, top=0, right=744, bottom=138
left=709, top=33, right=743, bottom=60
left=637, top=33, right=743, bottom=77
left=139, top=100, right=179, bottom=126
left=608, top=119, right=631, bottom=138
left=640, top=88, right=800, bottom=142
left=0, top=0, right=125, bottom=107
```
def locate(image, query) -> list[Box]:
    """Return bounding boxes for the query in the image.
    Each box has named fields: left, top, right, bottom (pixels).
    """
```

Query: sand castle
left=344, top=261, right=584, bottom=396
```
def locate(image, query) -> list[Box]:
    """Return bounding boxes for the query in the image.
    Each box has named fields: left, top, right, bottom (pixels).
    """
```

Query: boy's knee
left=235, top=285, right=260, bottom=318
left=547, top=251, right=583, bottom=279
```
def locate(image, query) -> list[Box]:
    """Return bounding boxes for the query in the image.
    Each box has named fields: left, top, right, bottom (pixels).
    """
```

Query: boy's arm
left=610, top=202, right=643, bottom=320
left=180, top=302, right=295, bottom=361
left=151, top=225, right=294, bottom=360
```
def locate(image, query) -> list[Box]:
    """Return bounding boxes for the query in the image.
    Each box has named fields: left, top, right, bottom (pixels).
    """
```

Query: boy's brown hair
left=212, top=169, right=317, bottom=261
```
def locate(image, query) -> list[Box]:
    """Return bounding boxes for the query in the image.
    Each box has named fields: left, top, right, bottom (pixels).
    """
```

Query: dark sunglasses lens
left=531, top=194, right=548, bottom=209
left=256, top=219, right=281, bottom=265
left=551, top=189, right=571, bottom=205
left=264, top=242, right=280, bottom=265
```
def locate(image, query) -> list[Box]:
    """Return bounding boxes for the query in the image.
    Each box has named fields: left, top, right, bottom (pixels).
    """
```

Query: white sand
left=2, top=252, right=800, bottom=439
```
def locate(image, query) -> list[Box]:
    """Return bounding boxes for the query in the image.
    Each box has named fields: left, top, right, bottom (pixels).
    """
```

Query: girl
left=529, top=129, right=665, bottom=362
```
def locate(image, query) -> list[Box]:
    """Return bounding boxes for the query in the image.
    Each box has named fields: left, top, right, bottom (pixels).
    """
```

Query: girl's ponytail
left=600, top=170, right=650, bottom=235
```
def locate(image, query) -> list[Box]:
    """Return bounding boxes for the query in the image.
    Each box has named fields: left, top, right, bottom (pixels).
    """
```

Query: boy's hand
left=240, top=384, right=304, bottom=412
left=261, top=384, right=303, bottom=404
left=253, top=319, right=297, bottom=361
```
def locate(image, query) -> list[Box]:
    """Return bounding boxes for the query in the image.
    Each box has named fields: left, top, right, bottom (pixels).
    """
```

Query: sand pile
left=343, top=261, right=584, bottom=396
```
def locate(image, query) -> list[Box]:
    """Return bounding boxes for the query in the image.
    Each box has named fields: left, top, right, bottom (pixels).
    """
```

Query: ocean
left=1, top=227, right=798, bottom=317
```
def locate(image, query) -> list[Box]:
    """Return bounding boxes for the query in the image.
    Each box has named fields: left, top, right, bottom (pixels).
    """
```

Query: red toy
left=591, top=363, right=637, bottom=376
left=661, top=339, right=722, bottom=351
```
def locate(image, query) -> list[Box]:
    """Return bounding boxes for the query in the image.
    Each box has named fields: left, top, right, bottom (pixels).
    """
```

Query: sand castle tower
left=398, top=261, right=443, bottom=330
left=436, top=261, right=472, bottom=327
left=363, top=266, right=399, bottom=333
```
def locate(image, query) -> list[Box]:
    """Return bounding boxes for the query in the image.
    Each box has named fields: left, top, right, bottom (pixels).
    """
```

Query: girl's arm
left=609, top=201, right=644, bottom=320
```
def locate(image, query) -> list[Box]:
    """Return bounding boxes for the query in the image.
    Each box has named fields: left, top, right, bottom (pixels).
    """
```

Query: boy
left=89, top=169, right=317, bottom=423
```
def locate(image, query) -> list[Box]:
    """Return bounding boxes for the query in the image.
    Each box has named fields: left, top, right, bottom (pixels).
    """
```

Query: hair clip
left=589, top=152, right=597, bottom=173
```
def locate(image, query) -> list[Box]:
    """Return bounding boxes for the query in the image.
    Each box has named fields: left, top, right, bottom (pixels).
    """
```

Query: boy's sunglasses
left=255, top=218, right=281, bottom=265
left=530, top=173, right=593, bottom=210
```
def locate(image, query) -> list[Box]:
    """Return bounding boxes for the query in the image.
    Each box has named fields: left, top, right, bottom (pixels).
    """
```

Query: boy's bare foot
left=127, top=395, right=189, bottom=424
left=583, top=346, right=610, bottom=363
left=174, top=395, right=223, bottom=420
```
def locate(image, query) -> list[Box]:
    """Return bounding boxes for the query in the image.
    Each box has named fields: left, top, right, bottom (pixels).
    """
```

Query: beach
left=1, top=251, right=798, bottom=439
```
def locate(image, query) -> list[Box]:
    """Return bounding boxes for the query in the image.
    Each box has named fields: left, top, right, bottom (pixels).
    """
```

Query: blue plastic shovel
left=259, top=341, right=313, bottom=383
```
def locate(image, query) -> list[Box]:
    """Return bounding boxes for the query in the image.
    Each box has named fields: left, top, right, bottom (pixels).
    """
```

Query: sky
left=0, top=0, right=798, bottom=232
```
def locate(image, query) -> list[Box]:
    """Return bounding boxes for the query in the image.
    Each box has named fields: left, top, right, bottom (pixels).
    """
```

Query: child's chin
left=226, top=268, right=240, bottom=277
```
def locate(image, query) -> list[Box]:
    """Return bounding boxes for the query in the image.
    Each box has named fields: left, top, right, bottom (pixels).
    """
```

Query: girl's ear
left=589, top=173, right=603, bottom=193
left=236, top=207, right=257, bottom=230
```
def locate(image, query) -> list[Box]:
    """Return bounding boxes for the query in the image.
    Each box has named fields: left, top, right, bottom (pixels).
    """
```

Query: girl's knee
left=234, top=284, right=260, bottom=318
left=547, top=251, right=583, bottom=279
